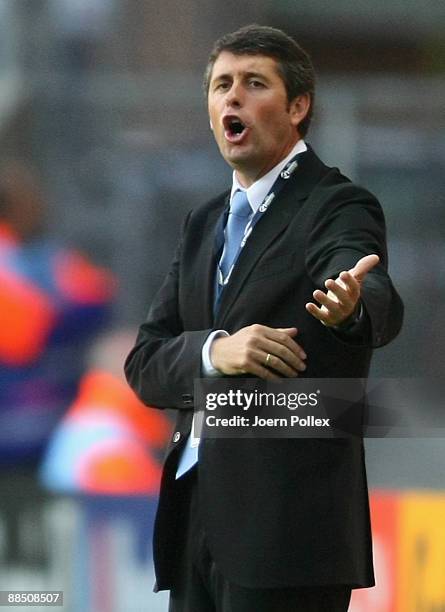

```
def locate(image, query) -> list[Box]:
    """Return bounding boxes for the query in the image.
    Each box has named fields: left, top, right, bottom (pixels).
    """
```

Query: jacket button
left=173, top=432, right=181, bottom=443
left=182, top=394, right=193, bottom=406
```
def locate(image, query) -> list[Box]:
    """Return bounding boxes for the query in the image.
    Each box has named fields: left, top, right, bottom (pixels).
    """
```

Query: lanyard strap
left=216, top=155, right=301, bottom=288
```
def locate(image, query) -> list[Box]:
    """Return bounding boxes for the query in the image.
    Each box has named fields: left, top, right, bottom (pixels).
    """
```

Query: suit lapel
left=191, top=194, right=229, bottom=326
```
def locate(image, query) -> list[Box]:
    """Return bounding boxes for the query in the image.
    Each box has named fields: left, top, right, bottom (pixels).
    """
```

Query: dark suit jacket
left=125, top=146, right=403, bottom=591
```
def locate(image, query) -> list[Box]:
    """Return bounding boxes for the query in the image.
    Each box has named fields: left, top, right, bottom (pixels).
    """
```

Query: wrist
left=202, top=330, right=229, bottom=376
left=210, top=336, right=226, bottom=372
left=335, top=301, right=362, bottom=331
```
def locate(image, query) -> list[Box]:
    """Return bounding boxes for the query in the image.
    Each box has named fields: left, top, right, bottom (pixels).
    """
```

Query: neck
left=234, top=137, right=301, bottom=188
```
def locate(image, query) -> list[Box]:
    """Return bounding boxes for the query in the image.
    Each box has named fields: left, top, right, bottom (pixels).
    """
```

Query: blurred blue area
left=0, top=230, right=115, bottom=465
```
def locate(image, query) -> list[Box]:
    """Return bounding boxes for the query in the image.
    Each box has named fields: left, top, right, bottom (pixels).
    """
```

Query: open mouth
left=228, top=119, right=245, bottom=135
left=223, top=116, right=248, bottom=142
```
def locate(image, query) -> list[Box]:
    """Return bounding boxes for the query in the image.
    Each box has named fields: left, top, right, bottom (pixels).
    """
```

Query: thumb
left=349, top=254, right=380, bottom=282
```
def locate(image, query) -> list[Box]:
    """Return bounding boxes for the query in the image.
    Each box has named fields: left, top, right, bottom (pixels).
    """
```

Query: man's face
left=207, top=51, right=309, bottom=186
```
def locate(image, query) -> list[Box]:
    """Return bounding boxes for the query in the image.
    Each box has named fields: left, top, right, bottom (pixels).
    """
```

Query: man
left=125, top=25, right=403, bottom=612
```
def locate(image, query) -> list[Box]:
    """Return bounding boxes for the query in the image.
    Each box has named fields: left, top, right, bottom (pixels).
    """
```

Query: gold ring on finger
left=265, top=353, right=272, bottom=367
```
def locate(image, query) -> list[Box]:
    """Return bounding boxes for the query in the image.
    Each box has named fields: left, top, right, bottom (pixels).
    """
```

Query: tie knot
left=230, top=190, right=251, bottom=218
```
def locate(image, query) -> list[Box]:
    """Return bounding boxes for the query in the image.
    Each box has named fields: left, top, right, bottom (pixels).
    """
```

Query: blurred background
left=0, top=1, right=444, bottom=610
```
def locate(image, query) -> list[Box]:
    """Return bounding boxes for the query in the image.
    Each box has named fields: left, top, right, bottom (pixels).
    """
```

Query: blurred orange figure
left=41, top=330, right=172, bottom=495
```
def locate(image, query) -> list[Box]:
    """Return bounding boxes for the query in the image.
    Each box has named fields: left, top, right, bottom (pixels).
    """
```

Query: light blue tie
left=219, top=190, right=252, bottom=281
left=176, top=191, right=251, bottom=479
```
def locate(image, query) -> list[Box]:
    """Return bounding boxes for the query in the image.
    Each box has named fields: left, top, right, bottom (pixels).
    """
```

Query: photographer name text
left=205, top=415, right=330, bottom=428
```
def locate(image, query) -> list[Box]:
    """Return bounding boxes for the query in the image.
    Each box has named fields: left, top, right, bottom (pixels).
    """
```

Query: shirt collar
left=230, top=139, right=307, bottom=213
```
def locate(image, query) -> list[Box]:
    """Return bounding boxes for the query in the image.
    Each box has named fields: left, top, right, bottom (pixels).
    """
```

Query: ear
left=289, top=93, right=311, bottom=130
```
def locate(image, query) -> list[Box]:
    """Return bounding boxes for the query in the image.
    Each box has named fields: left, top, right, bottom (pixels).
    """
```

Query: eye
left=249, top=79, right=265, bottom=88
left=214, top=81, right=230, bottom=92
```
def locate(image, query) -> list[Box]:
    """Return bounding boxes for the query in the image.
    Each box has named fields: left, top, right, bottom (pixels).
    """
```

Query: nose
left=225, top=81, right=243, bottom=108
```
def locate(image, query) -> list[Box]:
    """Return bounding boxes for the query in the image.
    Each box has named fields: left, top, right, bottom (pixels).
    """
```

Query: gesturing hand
left=305, top=254, right=380, bottom=327
left=210, top=324, right=307, bottom=380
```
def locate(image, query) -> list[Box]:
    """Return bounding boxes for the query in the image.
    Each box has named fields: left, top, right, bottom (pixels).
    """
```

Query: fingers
left=305, top=301, right=331, bottom=326
left=264, top=328, right=306, bottom=359
left=323, top=272, right=360, bottom=317
left=325, top=272, right=359, bottom=304
left=306, top=253, right=379, bottom=327
left=210, top=324, right=307, bottom=379
left=276, top=327, right=299, bottom=336
left=241, top=327, right=306, bottom=378
left=259, top=334, right=306, bottom=377
left=306, top=272, right=360, bottom=327
left=259, top=350, right=300, bottom=377
left=245, top=353, right=284, bottom=381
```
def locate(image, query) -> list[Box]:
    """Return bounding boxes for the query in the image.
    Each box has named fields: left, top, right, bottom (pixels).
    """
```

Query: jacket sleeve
left=124, top=211, right=212, bottom=409
left=304, top=180, right=404, bottom=348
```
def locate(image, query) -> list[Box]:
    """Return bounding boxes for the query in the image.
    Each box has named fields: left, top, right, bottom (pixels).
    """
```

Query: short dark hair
left=203, top=24, right=315, bottom=137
